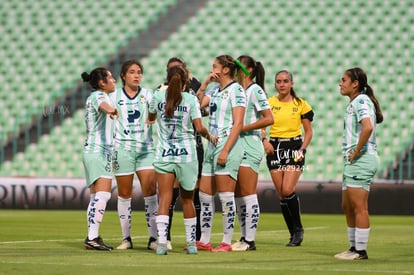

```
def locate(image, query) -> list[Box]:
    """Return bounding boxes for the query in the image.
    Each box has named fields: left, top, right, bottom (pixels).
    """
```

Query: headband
left=235, top=59, right=250, bottom=76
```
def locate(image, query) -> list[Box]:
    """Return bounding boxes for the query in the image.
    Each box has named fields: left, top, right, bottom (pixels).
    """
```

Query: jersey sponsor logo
left=271, top=106, right=281, bottom=111
left=161, top=147, right=189, bottom=157
left=209, top=103, right=217, bottom=113
left=127, top=109, right=141, bottom=123
left=157, top=102, right=188, bottom=113
left=260, top=101, right=270, bottom=108
left=118, top=99, right=140, bottom=106
left=236, top=95, right=246, bottom=104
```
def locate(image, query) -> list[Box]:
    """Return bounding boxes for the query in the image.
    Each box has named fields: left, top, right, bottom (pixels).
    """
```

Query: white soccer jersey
left=110, top=87, right=154, bottom=151
left=243, top=83, right=270, bottom=137
left=207, top=81, right=246, bottom=140
left=149, top=90, right=202, bottom=163
left=342, top=94, right=377, bottom=154
left=83, top=91, right=113, bottom=153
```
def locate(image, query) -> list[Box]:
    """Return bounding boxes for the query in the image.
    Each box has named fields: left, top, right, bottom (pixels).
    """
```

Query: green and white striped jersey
left=83, top=91, right=113, bottom=153
left=342, top=94, right=377, bottom=154
left=149, top=90, right=202, bottom=163
left=243, top=82, right=270, bottom=137
left=110, top=87, right=154, bottom=151
left=207, top=81, right=246, bottom=140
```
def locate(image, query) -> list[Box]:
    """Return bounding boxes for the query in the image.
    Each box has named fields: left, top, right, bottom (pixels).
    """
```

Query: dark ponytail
left=346, top=67, right=383, bottom=124
left=237, top=55, right=266, bottom=92
left=165, top=65, right=187, bottom=118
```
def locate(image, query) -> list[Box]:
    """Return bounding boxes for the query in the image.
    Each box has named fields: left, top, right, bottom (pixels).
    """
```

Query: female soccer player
left=148, top=65, right=214, bottom=255
left=159, top=57, right=205, bottom=250
left=232, top=55, right=274, bottom=251
left=81, top=67, right=118, bottom=251
left=110, top=60, right=158, bottom=250
left=334, top=67, right=383, bottom=260
left=196, top=55, right=246, bottom=252
left=262, top=70, right=314, bottom=247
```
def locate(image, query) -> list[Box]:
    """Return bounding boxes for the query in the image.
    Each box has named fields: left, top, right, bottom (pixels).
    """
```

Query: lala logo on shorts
left=162, top=148, right=189, bottom=157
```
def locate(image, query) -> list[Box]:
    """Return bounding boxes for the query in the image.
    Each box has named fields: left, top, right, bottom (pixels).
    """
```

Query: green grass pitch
left=0, top=210, right=413, bottom=275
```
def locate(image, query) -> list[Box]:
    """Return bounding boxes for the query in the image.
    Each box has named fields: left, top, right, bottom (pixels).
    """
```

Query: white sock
left=347, top=227, right=356, bottom=248
left=117, top=196, right=132, bottom=239
left=86, top=193, right=96, bottom=225
left=199, top=191, right=215, bottom=244
left=156, top=215, right=169, bottom=245
left=87, top=191, right=111, bottom=240
left=144, top=195, right=158, bottom=238
left=244, top=194, right=259, bottom=242
left=355, top=227, right=370, bottom=251
left=235, top=197, right=246, bottom=239
left=218, top=192, right=235, bottom=245
left=184, top=217, right=197, bottom=244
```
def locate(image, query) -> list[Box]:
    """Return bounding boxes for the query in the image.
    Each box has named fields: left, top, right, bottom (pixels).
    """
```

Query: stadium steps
left=0, top=0, right=210, bottom=177
left=2, top=0, right=414, bottom=181
left=1, top=0, right=209, bottom=163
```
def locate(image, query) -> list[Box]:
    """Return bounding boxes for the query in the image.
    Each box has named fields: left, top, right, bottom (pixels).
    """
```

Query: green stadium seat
left=2, top=0, right=413, bottom=180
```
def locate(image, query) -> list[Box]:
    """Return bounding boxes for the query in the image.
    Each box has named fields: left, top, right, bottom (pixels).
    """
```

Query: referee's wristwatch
left=300, top=148, right=307, bottom=154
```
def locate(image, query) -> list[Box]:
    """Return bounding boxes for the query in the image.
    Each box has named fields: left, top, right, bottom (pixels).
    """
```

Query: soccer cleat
left=232, top=238, right=256, bottom=251
left=231, top=240, right=247, bottom=251
left=83, top=236, right=113, bottom=251
left=244, top=240, right=256, bottom=251
left=286, top=228, right=304, bottom=247
left=147, top=237, right=157, bottom=250
left=186, top=243, right=198, bottom=255
left=116, top=236, right=133, bottom=250
left=212, top=242, right=232, bottom=252
left=231, top=237, right=245, bottom=249
left=335, top=250, right=368, bottom=260
left=196, top=241, right=212, bottom=251
left=156, top=243, right=168, bottom=255
left=167, top=240, right=173, bottom=250
left=334, top=247, right=356, bottom=258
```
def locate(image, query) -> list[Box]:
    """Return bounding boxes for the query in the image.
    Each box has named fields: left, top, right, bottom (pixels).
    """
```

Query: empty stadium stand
left=1, top=0, right=413, bottom=181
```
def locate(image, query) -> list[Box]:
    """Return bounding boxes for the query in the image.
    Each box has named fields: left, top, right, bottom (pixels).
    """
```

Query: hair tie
left=235, top=59, right=250, bottom=76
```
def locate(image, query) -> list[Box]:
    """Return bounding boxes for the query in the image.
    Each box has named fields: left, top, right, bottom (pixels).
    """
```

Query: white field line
left=0, top=227, right=328, bottom=245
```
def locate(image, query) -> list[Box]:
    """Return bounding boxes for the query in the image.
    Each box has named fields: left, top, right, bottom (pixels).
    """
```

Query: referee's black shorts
left=266, top=136, right=305, bottom=171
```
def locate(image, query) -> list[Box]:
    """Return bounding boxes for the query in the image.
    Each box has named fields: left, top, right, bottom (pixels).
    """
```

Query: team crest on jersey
left=221, top=90, right=229, bottom=100
left=140, top=95, right=146, bottom=104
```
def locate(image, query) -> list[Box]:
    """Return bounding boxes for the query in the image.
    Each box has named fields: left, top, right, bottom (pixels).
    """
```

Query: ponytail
left=237, top=55, right=266, bottom=92
left=346, top=67, right=383, bottom=124
left=165, top=66, right=187, bottom=118
left=365, top=84, right=383, bottom=124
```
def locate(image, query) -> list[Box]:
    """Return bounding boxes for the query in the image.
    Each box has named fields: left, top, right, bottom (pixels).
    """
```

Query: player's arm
left=148, top=112, right=157, bottom=123
left=348, top=117, right=373, bottom=163
left=99, top=102, right=118, bottom=118
left=193, top=118, right=217, bottom=146
left=217, top=106, right=245, bottom=166
left=242, top=109, right=274, bottom=132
